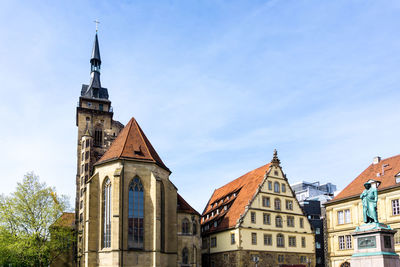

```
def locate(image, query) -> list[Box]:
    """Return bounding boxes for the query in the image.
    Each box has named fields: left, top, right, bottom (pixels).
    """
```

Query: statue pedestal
left=350, top=223, right=400, bottom=267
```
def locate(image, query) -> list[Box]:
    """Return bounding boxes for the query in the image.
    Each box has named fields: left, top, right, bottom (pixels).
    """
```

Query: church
left=72, top=31, right=201, bottom=267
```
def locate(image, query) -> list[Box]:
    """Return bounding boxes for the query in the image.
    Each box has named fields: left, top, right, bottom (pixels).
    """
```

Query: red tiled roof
left=332, top=154, right=400, bottom=202
left=52, top=212, right=75, bottom=228
left=96, top=117, right=170, bottom=172
left=177, top=193, right=200, bottom=216
left=201, top=163, right=271, bottom=232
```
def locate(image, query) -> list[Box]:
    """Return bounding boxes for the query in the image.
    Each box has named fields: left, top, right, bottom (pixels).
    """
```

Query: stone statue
left=360, top=182, right=379, bottom=223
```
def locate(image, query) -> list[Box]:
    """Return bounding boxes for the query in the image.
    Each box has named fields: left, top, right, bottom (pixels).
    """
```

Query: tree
left=0, top=172, right=73, bottom=267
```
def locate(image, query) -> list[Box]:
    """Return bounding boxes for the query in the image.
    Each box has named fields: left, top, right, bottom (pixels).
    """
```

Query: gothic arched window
left=103, top=178, right=111, bottom=248
left=276, top=215, right=283, bottom=228
left=274, top=182, right=280, bottom=193
left=128, top=177, right=144, bottom=249
left=182, top=247, right=189, bottom=264
left=277, top=233, right=284, bottom=247
left=182, top=218, right=190, bottom=235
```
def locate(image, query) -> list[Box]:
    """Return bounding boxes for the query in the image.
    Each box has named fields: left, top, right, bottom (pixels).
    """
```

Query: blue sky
left=0, top=0, right=399, bottom=212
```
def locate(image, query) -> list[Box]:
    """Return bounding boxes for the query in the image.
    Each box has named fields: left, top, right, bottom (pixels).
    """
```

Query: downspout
left=120, top=160, right=125, bottom=267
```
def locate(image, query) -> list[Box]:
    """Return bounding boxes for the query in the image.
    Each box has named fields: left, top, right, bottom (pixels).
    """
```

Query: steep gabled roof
left=201, top=163, right=271, bottom=232
left=331, top=154, right=400, bottom=202
left=177, top=193, right=200, bottom=216
left=96, top=117, right=170, bottom=172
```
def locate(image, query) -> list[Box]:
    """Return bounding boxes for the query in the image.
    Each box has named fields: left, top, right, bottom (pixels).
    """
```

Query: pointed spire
left=91, top=33, right=101, bottom=66
left=271, top=149, right=281, bottom=166
left=88, top=32, right=102, bottom=93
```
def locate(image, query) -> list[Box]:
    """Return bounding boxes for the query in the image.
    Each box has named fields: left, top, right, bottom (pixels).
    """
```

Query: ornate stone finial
left=271, top=149, right=280, bottom=166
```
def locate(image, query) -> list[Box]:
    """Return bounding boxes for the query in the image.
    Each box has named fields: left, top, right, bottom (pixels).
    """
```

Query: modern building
left=325, top=155, right=400, bottom=267
left=291, top=181, right=337, bottom=267
left=301, top=200, right=325, bottom=267
left=70, top=31, right=201, bottom=267
left=291, top=181, right=336, bottom=203
left=201, top=151, right=315, bottom=267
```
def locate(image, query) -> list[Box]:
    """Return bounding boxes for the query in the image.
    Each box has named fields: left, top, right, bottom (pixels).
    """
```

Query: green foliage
left=0, top=172, right=73, bottom=267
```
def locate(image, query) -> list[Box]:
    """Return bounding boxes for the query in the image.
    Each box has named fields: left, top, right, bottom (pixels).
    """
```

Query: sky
left=0, top=0, right=399, bottom=212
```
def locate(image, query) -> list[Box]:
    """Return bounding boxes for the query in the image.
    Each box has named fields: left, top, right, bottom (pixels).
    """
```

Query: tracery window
left=103, top=178, right=111, bottom=248
left=128, top=177, right=144, bottom=249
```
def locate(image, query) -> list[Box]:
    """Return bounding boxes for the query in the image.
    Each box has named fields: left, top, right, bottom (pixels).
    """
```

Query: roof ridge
left=120, top=118, right=134, bottom=158
left=134, top=119, right=152, bottom=158
left=214, top=163, right=270, bottom=192
left=382, top=153, right=400, bottom=162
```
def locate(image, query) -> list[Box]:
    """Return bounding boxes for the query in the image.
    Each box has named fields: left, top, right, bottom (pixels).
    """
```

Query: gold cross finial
left=94, top=20, right=100, bottom=33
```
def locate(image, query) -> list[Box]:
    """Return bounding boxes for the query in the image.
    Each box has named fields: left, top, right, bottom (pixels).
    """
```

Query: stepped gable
left=177, top=193, right=200, bottom=215
left=96, top=117, right=170, bottom=172
left=332, top=154, right=400, bottom=202
left=202, top=163, right=270, bottom=232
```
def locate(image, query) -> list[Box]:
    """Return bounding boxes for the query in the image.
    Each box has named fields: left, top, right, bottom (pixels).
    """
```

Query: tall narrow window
left=277, top=233, right=284, bottom=247
left=344, top=209, right=351, bottom=223
left=392, top=199, right=400, bottom=215
left=192, top=221, right=197, bottom=235
left=94, top=128, right=102, bottom=147
left=160, top=182, right=165, bottom=251
left=182, top=218, right=190, bottom=234
left=338, top=210, right=344, bottom=224
left=274, top=182, right=280, bottom=193
left=103, top=178, right=111, bottom=248
left=182, top=247, right=189, bottom=265
left=128, top=177, right=144, bottom=249
left=276, top=215, right=283, bottom=228
left=274, top=198, right=281, bottom=210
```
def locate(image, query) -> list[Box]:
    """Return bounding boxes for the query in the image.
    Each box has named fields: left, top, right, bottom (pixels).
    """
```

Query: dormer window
left=396, top=172, right=400, bottom=183
left=233, top=193, right=237, bottom=197
left=226, top=196, right=230, bottom=201
left=206, top=214, right=209, bottom=220
left=217, top=209, right=220, bottom=215
left=211, top=212, right=214, bottom=217
left=224, top=205, right=227, bottom=211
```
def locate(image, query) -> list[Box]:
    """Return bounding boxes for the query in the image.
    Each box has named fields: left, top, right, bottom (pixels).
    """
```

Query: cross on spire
left=94, top=19, right=100, bottom=33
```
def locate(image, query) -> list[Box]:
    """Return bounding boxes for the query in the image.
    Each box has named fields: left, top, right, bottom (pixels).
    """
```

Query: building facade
left=291, top=181, right=338, bottom=267
left=325, top=155, right=400, bottom=267
left=201, top=151, right=315, bottom=267
left=73, top=32, right=201, bottom=267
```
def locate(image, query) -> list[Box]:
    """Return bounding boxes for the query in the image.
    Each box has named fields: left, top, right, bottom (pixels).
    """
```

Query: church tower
left=75, top=30, right=124, bottom=266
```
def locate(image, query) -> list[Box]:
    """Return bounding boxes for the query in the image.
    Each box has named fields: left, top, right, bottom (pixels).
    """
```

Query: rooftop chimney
left=373, top=156, right=381, bottom=165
